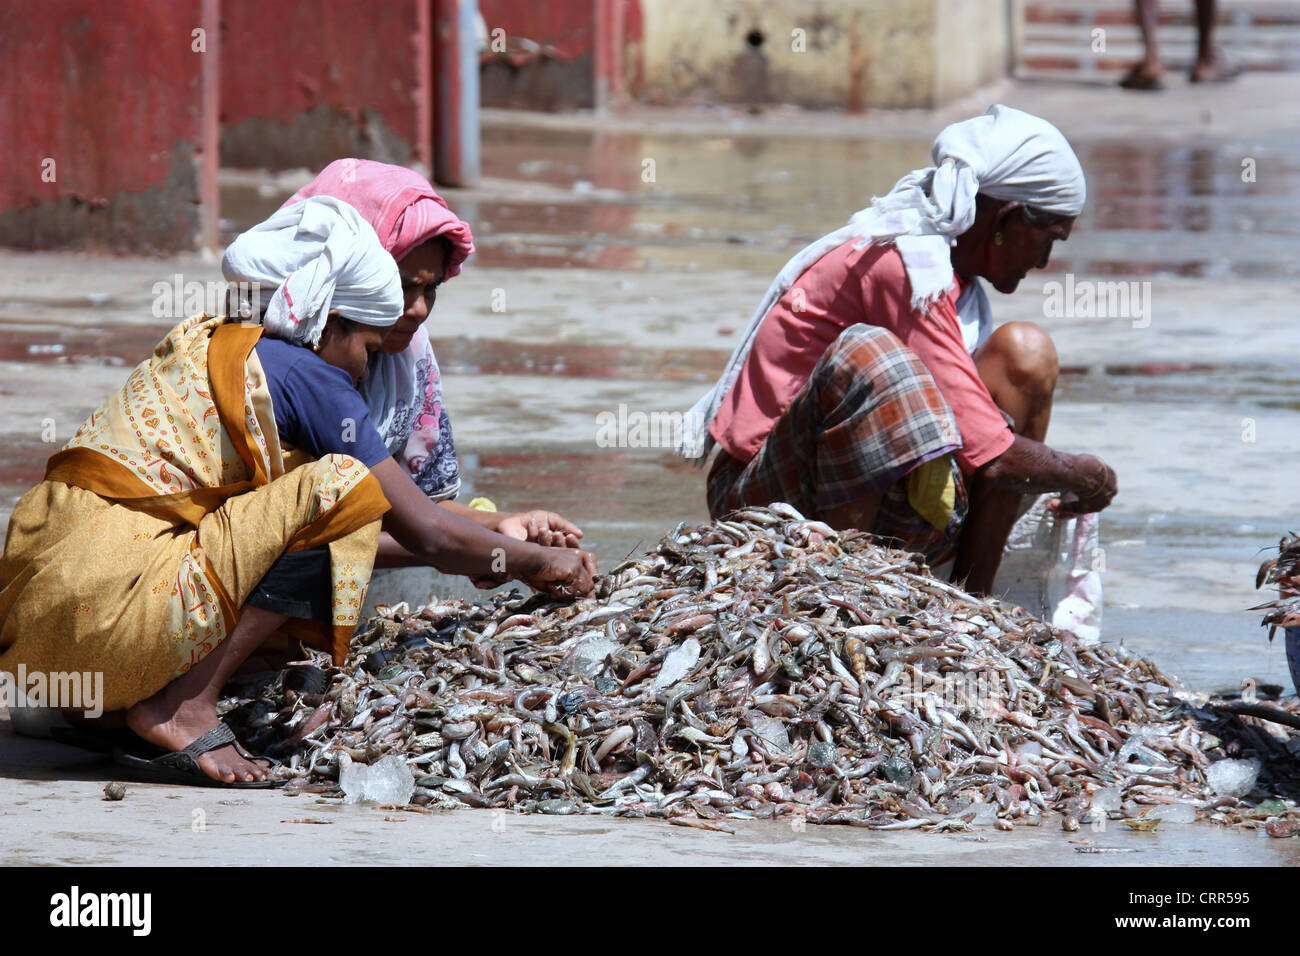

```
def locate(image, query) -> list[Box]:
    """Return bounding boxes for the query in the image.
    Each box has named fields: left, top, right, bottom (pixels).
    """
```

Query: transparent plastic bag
left=995, top=494, right=1103, bottom=645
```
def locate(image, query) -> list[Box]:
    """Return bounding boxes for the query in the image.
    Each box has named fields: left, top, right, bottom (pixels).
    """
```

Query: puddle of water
left=219, top=128, right=1300, bottom=280
left=0, top=322, right=167, bottom=366
left=1056, top=362, right=1300, bottom=405
left=468, top=131, right=1300, bottom=278
left=429, top=335, right=722, bottom=382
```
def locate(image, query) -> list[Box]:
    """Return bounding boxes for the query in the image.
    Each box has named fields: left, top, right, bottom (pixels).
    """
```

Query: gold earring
left=994, top=232, right=1004, bottom=246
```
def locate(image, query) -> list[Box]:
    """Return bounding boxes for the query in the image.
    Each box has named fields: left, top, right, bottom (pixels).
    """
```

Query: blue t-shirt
left=254, top=338, right=391, bottom=467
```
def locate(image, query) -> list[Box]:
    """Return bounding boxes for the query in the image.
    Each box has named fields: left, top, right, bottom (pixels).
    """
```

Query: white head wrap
left=680, top=104, right=1086, bottom=460
left=222, top=195, right=402, bottom=347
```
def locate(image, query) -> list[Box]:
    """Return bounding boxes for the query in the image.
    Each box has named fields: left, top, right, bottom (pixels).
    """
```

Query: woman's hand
left=495, top=510, right=584, bottom=549
left=469, top=570, right=509, bottom=590
left=518, top=546, right=598, bottom=600
left=371, top=459, right=597, bottom=596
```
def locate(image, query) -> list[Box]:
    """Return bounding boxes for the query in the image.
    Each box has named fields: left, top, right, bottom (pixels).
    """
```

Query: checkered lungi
left=707, top=324, right=968, bottom=564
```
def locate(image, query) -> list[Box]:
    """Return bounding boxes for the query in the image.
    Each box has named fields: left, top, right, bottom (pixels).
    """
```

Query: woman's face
left=385, top=239, right=451, bottom=354
left=317, top=312, right=386, bottom=387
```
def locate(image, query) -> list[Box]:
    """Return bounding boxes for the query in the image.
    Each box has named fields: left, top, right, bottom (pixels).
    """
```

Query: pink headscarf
left=284, top=158, right=474, bottom=274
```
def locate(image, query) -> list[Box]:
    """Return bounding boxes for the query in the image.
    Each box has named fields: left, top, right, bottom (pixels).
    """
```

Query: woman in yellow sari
left=0, top=197, right=595, bottom=786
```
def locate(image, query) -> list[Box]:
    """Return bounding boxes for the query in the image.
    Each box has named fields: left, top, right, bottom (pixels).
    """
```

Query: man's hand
left=1047, top=454, right=1117, bottom=516
left=519, top=547, right=598, bottom=600
left=495, top=510, right=584, bottom=549
left=982, top=437, right=1118, bottom=515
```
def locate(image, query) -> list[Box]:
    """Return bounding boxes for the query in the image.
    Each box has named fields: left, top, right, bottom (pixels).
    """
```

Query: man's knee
left=986, top=321, right=1058, bottom=396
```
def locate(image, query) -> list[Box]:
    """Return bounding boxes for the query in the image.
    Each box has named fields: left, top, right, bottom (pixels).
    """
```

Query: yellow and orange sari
left=0, top=313, right=390, bottom=712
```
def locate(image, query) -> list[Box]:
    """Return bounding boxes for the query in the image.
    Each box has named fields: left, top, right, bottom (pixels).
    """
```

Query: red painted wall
left=219, top=0, right=431, bottom=171
left=479, top=0, right=596, bottom=60
left=0, top=0, right=216, bottom=251
left=479, top=0, right=596, bottom=109
left=478, top=0, right=642, bottom=110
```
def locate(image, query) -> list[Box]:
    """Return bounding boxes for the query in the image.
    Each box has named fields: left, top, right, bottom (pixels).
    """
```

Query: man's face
left=987, top=210, right=1074, bottom=294
left=383, top=239, right=450, bottom=354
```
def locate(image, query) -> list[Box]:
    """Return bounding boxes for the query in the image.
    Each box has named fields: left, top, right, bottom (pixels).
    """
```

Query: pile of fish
left=222, top=504, right=1299, bottom=833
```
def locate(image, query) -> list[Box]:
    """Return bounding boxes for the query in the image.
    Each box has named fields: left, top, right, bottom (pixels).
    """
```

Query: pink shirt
left=710, top=241, right=1014, bottom=474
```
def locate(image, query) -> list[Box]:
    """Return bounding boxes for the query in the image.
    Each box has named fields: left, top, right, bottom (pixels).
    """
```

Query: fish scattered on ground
left=222, top=504, right=1299, bottom=832
left=1254, top=532, right=1300, bottom=637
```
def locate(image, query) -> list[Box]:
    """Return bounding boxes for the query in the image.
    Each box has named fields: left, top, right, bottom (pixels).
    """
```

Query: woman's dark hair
left=410, top=234, right=454, bottom=274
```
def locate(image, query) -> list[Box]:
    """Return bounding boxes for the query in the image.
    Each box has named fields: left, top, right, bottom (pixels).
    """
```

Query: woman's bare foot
left=124, top=606, right=287, bottom=783
left=124, top=605, right=289, bottom=783
left=126, top=691, right=270, bottom=783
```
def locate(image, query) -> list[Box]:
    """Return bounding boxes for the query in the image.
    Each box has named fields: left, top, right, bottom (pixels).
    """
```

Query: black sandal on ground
left=113, top=722, right=283, bottom=789
left=1118, top=63, right=1165, bottom=91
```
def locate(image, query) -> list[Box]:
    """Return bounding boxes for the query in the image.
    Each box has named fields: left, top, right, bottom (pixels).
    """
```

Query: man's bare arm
left=978, top=435, right=1117, bottom=514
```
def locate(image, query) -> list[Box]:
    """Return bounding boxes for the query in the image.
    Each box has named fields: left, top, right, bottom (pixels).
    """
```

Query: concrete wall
left=219, top=0, right=431, bottom=171
left=933, top=0, right=1017, bottom=106
left=0, top=0, right=218, bottom=253
left=629, top=0, right=1014, bottom=109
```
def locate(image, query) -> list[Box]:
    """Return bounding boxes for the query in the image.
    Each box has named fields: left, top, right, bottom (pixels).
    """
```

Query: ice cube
left=882, top=755, right=913, bottom=785
left=1151, top=802, right=1198, bottom=824
left=1205, top=758, right=1260, bottom=797
left=806, top=740, right=837, bottom=769
left=1090, top=787, right=1122, bottom=814
left=562, top=637, right=620, bottom=678
left=340, top=754, right=414, bottom=805
left=753, top=717, right=791, bottom=756
left=967, top=801, right=999, bottom=826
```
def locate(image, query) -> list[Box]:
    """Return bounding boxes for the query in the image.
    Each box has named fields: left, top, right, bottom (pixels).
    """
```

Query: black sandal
left=1118, top=63, right=1165, bottom=91
left=113, top=722, right=283, bottom=789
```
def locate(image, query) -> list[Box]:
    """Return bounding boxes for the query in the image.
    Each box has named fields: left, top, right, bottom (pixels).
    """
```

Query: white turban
left=858, top=104, right=1086, bottom=310
left=222, top=195, right=402, bottom=348
left=680, top=104, right=1086, bottom=460
left=873, top=104, right=1085, bottom=237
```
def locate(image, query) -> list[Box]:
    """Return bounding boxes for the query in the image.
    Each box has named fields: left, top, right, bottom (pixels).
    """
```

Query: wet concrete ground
left=2, top=72, right=1299, bottom=863
left=2, top=734, right=1294, bottom=866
